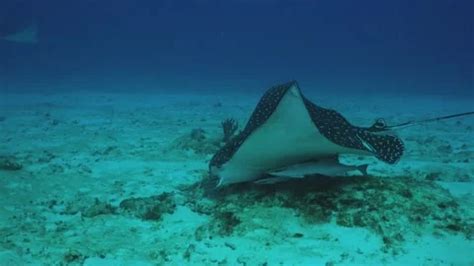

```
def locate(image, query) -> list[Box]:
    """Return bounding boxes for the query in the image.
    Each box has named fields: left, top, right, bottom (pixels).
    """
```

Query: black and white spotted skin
left=209, top=82, right=291, bottom=169
left=209, top=81, right=404, bottom=186
left=303, top=98, right=404, bottom=164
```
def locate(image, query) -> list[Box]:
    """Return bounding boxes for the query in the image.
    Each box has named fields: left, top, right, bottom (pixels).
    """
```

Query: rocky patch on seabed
left=182, top=174, right=474, bottom=254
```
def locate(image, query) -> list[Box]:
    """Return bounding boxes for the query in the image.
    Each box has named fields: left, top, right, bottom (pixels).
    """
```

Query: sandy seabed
left=0, top=88, right=473, bottom=265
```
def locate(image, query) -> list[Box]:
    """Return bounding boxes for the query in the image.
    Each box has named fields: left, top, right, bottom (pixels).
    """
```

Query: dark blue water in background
left=0, top=0, right=472, bottom=95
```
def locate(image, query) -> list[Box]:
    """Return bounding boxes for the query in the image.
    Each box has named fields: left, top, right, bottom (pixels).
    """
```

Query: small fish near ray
left=255, top=157, right=369, bottom=185
left=209, top=81, right=404, bottom=187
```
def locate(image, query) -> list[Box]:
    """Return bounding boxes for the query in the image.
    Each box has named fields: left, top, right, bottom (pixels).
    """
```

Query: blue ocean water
left=1, top=0, right=472, bottom=95
left=0, top=0, right=473, bottom=265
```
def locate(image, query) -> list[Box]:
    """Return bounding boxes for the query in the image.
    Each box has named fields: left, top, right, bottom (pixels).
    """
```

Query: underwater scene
left=0, top=0, right=473, bottom=265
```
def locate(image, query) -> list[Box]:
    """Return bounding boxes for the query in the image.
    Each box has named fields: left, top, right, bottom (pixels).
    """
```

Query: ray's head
left=209, top=137, right=257, bottom=186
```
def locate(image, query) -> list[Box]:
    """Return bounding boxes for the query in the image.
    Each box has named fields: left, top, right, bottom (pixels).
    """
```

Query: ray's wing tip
left=377, top=136, right=405, bottom=164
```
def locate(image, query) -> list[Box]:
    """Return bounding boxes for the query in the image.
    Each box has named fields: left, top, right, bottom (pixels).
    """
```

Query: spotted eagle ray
left=209, top=81, right=474, bottom=187
left=209, top=81, right=404, bottom=186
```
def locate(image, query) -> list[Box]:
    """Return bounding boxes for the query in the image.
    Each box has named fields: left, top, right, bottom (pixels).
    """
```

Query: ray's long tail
left=370, top=111, right=474, bottom=132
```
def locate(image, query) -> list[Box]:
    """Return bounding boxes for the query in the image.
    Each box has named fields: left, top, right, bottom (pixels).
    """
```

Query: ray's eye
left=372, top=118, right=387, bottom=130
left=376, top=118, right=386, bottom=127
left=370, top=118, right=387, bottom=131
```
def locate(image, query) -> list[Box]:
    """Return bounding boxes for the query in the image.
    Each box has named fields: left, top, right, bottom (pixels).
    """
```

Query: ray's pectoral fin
left=302, top=97, right=404, bottom=165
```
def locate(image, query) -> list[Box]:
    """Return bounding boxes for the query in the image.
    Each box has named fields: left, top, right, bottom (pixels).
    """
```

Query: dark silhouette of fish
left=0, top=1, right=37, bottom=44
